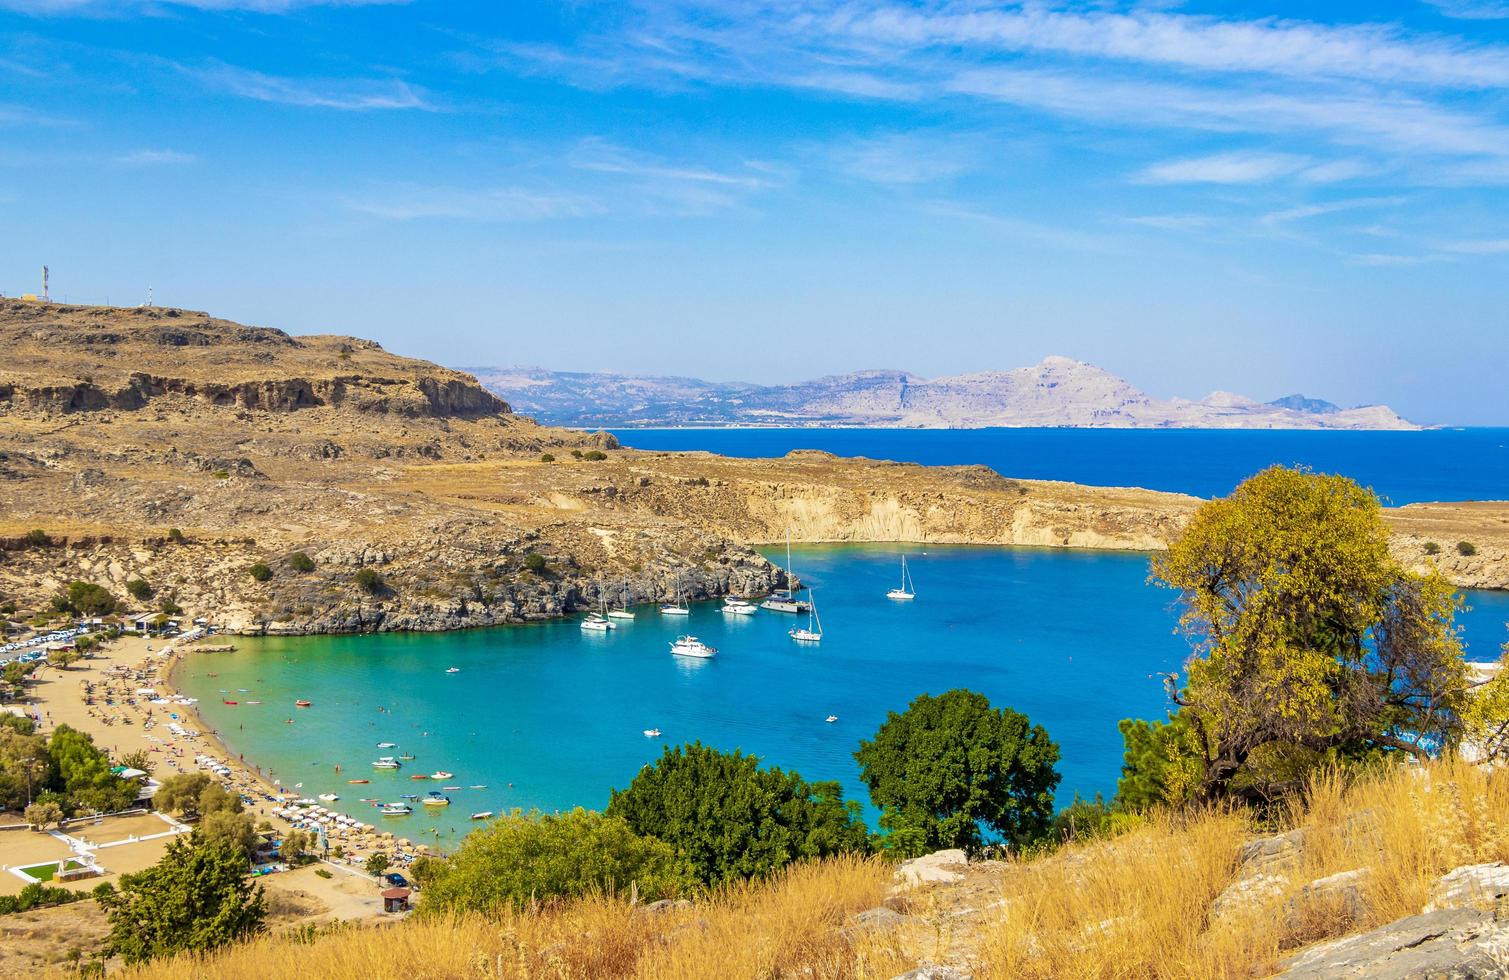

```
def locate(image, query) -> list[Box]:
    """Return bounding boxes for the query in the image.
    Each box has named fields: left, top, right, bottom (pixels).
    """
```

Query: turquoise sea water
left=178, top=544, right=1509, bottom=849
left=610, top=428, right=1509, bottom=505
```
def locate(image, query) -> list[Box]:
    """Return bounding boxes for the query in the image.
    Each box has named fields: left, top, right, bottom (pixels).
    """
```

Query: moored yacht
left=380, top=802, right=412, bottom=815
left=762, top=534, right=811, bottom=613
left=722, top=597, right=757, bottom=615
left=670, top=635, right=716, bottom=658
left=789, top=592, right=824, bottom=643
left=661, top=574, right=690, bottom=616
left=581, top=612, right=614, bottom=632
left=607, top=579, right=637, bottom=620
left=887, top=554, right=916, bottom=601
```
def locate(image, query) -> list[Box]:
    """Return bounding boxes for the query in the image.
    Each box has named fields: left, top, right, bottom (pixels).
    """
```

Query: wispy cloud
left=1440, top=237, right=1509, bottom=253
left=1135, top=151, right=1311, bottom=185
left=191, top=61, right=430, bottom=111
left=823, top=131, right=978, bottom=185
left=115, top=148, right=196, bottom=166
left=922, top=199, right=1124, bottom=254
left=1424, top=1, right=1509, bottom=20
left=343, top=184, right=602, bottom=222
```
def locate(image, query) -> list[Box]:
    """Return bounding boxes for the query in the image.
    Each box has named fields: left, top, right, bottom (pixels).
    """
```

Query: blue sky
left=2, top=1, right=1507, bottom=425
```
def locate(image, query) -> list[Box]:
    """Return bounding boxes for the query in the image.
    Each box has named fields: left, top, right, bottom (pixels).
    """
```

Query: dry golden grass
left=101, top=854, right=913, bottom=980
left=40, top=761, right=1509, bottom=979
left=979, top=758, right=1509, bottom=979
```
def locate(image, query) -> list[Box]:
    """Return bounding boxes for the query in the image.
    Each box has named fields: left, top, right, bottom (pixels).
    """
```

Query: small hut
left=381, top=887, right=412, bottom=913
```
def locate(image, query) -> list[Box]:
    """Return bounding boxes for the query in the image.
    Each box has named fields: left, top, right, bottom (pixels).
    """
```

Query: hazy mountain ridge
left=466, top=357, right=1419, bottom=430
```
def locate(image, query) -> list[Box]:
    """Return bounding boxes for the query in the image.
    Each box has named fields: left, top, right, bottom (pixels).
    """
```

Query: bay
left=177, top=544, right=1509, bottom=849
left=610, top=427, right=1509, bottom=505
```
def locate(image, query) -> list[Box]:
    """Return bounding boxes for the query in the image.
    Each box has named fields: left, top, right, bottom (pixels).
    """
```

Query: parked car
left=383, top=872, right=409, bottom=888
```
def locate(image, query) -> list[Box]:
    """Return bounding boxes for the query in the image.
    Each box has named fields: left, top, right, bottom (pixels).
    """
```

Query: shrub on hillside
left=248, top=563, right=273, bottom=582
left=1458, top=541, right=1478, bottom=556
left=856, top=689, right=1060, bottom=855
left=608, top=743, right=870, bottom=885
left=1423, top=541, right=1441, bottom=555
left=582, top=450, right=608, bottom=461
left=522, top=553, right=547, bottom=573
left=539, top=453, right=556, bottom=463
left=419, top=809, right=695, bottom=913
left=288, top=551, right=315, bottom=573
left=353, top=568, right=384, bottom=594
left=24, top=529, right=51, bottom=547
left=51, top=581, right=117, bottom=617
left=98, top=835, right=265, bottom=965
left=125, top=579, right=153, bottom=601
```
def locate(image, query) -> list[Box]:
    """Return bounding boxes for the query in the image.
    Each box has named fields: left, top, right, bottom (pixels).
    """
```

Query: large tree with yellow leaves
left=1124, top=466, right=1469, bottom=806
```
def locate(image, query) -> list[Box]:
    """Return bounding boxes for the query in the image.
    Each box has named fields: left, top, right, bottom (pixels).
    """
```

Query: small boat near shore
left=376, top=741, right=397, bottom=748
left=348, top=778, right=370, bottom=784
left=790, top=592, right=823, bottom=643
left=607, top=579, right=636, bottom=620
left=470, top=811, right=493, bottom=820
left=580, top=613, right=614, bottom=632
left=431, top=771, right=454, bottom=780
left=371, top=757, right=400, bottom=770
left=721, top=597, right=757, bottom=616
left=318, top=793, right=339, bottom=802
left=380, top=803, right=412, bottom=816
left=661, top=574, right=690, bottom=616
left=295, top=699, right=312, bottom=708
left=887, top=554, right=916, bottom=601
left=643, top=728, right=661, bottom=737
left=445, top=667, right=460, bottom=673
left=422, top=792, right=451, bottom=807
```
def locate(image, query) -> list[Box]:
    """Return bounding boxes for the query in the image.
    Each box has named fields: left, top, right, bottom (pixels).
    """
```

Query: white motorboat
left=670, top=635, right=716, bottom=659
left=422, top=792, right=451, bottom=807
left=643, top=728, right=662, bottom=737
left=607, top=579, right=636, bottom=620
left=762, top=534, right=812, bottom=613
left=825, top=715, right=838, bottom=723
left=376, top=741, right=397, bottom=748
left=380, top=803, right=412, bottom=815
left=581, top=613, right=614, bottom=632
left=722, top=597, right=757, bottom=616
left=445, top=667, right=460, bottom=673
left=371, top=757, right=401, bottom=769
left=887, top=554, right=916, bottom=600
left=789, top=592, right=823, bottom=643
left=318, top=793, right=339, bottom=802
left=470, top=811, right=493, bottom=820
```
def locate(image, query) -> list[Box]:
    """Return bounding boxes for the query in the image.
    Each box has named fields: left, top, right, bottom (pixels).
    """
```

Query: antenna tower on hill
left=41, top=265, right=49, bottom=303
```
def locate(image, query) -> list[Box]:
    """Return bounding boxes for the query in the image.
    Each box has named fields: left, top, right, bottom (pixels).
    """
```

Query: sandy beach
left=13, top=631, right=428, bottom=909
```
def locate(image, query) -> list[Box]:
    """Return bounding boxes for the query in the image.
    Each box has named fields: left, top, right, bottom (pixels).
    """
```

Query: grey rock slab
left=1275, top=907, right=1509, bottom=979
left=1428, top=863, right=1509, bottom=912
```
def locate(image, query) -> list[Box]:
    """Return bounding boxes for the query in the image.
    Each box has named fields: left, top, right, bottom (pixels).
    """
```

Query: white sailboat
left=670, top=635, right=716, bottom=658
left=660, top=574, right=690, bottom=616
left=762, top=533, right=812, bottom=613
left=582, top=583, right=617, bottom=631
left=607, top=579, right=636, bottom=620
left=789, top=591, right=823, bottom=643
left=887, top=554, right=916, bottom=601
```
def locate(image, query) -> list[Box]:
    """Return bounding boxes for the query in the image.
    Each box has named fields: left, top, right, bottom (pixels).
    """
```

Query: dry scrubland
left=76, top=759, right=1509, bottom=980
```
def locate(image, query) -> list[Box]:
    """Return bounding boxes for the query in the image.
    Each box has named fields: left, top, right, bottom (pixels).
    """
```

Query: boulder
left=890, top=966, right=973, bottom=980
left=853, top=907, right=908, bottom=930
left=894, top=849, right=969, bottom=888
left=1289, top=868, right=1370, bottom=923
left=1275, top=907, right=1509, bottom=979
left=1427, top=863, right=1509, bottom=912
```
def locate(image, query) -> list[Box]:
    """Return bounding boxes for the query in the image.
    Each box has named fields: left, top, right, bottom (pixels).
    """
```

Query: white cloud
left=116, top=148, right=196, bottom=165
left=1440, top=237, right=1509, bottom=252
left=1135, top=151, right=1310, bottom=185
left=192, top=62, right=429, bottom=111
left=1258, top=196, right=1405, bottom=226
left=1424, top=1, right=1509, bottom=20
left=825, top=132, right=977, bottom=185
left=343, top=185, right=602, bottom=222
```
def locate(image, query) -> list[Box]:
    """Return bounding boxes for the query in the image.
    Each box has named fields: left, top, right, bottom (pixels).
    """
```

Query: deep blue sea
left=610, top=428, right=1509, bottom=505
left=179, top=544, right=1509, bottom=848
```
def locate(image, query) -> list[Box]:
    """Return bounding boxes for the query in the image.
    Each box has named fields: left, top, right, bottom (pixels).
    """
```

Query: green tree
left=48, top=725, right=135, bottom=814
left=1457, top=541, right=1478, bottom=556
left=198, top=809, right=258, bottom=860
left=248, top=563, right=272, bottom=583
left=1141, top=466, right=1470, bottom=804
left=24, top=800, right=64, bottom=830
left=607, top=743, right=870, bottom=885
left=364, top=852, right=390, bottom=878
left=353, top=568, right=384, bottom=593
left=282, top=828, right=314, bottom=865
left=522, top=554, right=546, bottom=573
left=2, top=661, right=31, bottom=699
left=54, top=582, right=117, bottom=617
left=856, top=689, right=1060, bottom=854
left=98, top=835, right=265, bottom=965
left=288, top=551, right=315, bottom=573
left=1463, top=645, right=1509, bottom=764
left=125, top=579, right=153, bottom=601
left=0, top=728, right=53, bottom=809
left=420, top=808, right=695, bottom=913
left=1116, top=715, right=1203, bottom=810
left=46, top=647, right=80, bottom=670
left=152, top=773, right=214, bottom=817
left=119, top=749, right=154, bottom=777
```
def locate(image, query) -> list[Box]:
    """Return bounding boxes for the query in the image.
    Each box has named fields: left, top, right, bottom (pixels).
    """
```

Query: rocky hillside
left=0, top=301, right=1498, bottom=638
left=0, top=301, right=507, bottom=419
left=469, top=358, right=1418, bottom=430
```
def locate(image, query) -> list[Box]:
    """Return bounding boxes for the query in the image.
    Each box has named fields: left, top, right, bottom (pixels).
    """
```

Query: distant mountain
left=464, top=358, right=1419, bottom=430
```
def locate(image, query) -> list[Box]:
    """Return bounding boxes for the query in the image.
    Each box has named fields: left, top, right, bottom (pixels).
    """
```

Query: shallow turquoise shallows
left=178, top=545, right=1509, bottom=850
